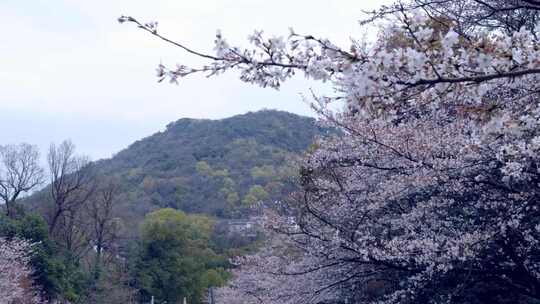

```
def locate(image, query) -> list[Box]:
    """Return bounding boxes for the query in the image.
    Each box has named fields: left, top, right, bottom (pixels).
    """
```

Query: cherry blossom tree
left=0, top=237, right=44, bottom=303
left=121, top=0, right=540, bottom=302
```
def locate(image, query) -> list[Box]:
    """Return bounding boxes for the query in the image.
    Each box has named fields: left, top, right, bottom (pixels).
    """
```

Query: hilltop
left=86, top=110, right=328, bottom=229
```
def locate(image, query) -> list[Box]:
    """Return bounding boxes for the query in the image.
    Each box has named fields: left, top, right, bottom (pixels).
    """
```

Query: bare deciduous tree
left=88, top=177, right=121, bottom=279
left=0, top=143, right=44, bottom=217
left=55, top=204, right=91, bottom=260
left=47, top=140, right=95, bottom=238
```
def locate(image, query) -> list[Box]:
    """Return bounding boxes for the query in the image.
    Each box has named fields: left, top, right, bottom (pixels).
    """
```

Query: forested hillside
left=1, top=110, right=328, bottom=302
left=90, top=110, right=326, bottom=222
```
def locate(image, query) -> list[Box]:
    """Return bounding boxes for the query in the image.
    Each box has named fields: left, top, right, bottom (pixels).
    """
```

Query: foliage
left=242, top=185, right=269, bottom=206
left=84, top=110, right=329, bottom=235
left=135, top=208, right=230, bottom=303
left=0, top=212, right=91, bottom=303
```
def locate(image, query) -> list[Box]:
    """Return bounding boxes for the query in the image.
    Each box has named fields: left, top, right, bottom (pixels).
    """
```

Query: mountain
left=87, top=110, right=329, bottom=230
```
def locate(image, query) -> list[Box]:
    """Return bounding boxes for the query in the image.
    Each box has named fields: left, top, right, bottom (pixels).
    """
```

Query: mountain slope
left=92, top=110, right=328, bottom=225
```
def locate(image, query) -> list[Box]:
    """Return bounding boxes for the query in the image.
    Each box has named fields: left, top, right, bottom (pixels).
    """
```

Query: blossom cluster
left=209, top=7, right=540, bottom=303
left=0, top=237, right=44, bottom=303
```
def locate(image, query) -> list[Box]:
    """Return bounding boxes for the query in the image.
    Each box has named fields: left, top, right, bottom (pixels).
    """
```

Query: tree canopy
left=135, top=208, right=229, bottom=303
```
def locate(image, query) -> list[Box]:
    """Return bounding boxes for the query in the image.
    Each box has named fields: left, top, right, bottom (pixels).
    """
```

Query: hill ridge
left=81, top=109, right=328, bottom=236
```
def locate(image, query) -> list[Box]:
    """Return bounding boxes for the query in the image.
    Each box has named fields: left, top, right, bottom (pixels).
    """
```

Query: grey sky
left=0, top=0, right=387, bottom=161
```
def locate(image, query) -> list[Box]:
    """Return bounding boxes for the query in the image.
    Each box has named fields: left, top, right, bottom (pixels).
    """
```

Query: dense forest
left=0, top=110, right=329, bottom=303
left=23, top=110, right=329, bottom=236
left=92, top=109, right=327, bottom=217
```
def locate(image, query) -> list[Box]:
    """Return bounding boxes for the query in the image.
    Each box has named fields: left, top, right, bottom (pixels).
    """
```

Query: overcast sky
left=0, top=0, right=387, bottom=161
